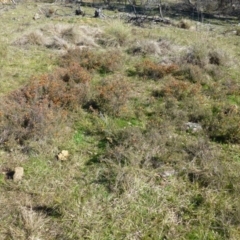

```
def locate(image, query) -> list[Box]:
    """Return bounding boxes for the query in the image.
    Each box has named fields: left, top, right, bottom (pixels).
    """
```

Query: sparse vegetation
left=1, top=1, right=240, bottom=240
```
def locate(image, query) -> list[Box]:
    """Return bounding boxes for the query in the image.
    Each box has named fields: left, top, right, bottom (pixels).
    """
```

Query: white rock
left=57, top=150, right=69, bottom=161
left=33, top=13, right=40, bottom=20
left=13, top=167, right=24, bottom=182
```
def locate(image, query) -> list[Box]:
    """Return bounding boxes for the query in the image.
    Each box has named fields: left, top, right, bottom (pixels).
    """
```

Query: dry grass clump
left=127, top=38, right=173, bottom=57
left=7, top=206, right=50, bottom=240
left=182, top=44, right=231, bottom=69
left=208, top=49, right=228, bottom=66
left=127, top=40, right=162, bottom=56
left=176, top=19, right=194, bottom=29
left=236, top=26, right=240, bottom=36
left=13, top=30, right=47, bottom=46
left=134, top=59, right=179, bottom=80
left=182, top=44, right=209, bottom=68
left=61, top=48, right=123, bottom=73
left=99, top=20, right=132, bottom=47
left=13, top=24, right=102, bottom=50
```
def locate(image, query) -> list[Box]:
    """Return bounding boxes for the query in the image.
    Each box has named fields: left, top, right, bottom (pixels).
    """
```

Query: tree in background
left=185, top=0, right=239, bottom=11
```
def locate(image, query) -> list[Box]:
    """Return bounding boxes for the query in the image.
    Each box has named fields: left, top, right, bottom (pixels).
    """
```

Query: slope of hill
left=1, top=2, right=240, bottom=239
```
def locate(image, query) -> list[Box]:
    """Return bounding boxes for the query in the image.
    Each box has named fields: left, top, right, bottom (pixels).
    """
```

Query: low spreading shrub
left=203, top=104, right=240, bottom=143
left=0, top=65, right=91, bottom=148
left=93, top=75, right=130, bottom=116
left=134, top=59, right=179, bottom=80
left=176, top=64, right=208, bottom=85
left=61, top=48, right=122, bottom=73
left=157, top=77, right=201, bottom=101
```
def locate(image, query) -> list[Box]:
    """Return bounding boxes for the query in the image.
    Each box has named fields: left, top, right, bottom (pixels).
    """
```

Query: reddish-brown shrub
left=61, top=48, right=122, bottom=73
left=94, top=75, right=130, bottom=116
left=0, top=95, right=58, bottom=149
left=57, top=62, right=91, bottom=84
left=135, top=59, right=179, bottom=80
left=0, top=65, right=91, bottom=148
left=158, top=77, right=201, bottom=100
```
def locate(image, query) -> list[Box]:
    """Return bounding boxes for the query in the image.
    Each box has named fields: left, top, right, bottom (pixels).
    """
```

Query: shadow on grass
left=29, top=205, right=62, bottom=218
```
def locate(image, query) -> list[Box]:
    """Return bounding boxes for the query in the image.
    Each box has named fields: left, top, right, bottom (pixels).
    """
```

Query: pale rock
left=57, top=150, right=69, bottom=161
left=33, top=13, right=40, bottom=20
left=13, top=167, right=24, bottom=182
left=185, top=122, right=202, bottom=133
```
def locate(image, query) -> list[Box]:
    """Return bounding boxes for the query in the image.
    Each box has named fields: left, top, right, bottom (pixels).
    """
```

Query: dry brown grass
left=13, top=24, right=103, bottom=51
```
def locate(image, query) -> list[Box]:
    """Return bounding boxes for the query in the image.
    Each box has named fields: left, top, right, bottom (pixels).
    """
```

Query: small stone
left=162, top=170, right=176, bottom=178
left=57, top=150, right=69, bottom=161
left=184, top=122, right=202, bottom=133
left=33, top=13, right=40, bottom=20
left=13, top=167, right=24, bottom=182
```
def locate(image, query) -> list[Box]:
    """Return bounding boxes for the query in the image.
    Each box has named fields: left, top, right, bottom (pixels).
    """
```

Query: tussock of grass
left=176, top=18, right=195, bottom=30
left=100, top=20, right=132, bottom=47
left=13, top=24, right=103, bottom=51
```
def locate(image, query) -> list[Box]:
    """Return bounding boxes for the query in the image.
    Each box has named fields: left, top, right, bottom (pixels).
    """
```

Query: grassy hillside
left=1, top=1, right=240, bottom=239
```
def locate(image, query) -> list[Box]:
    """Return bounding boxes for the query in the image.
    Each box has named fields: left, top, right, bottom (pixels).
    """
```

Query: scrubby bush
left=93, top=75, right=130, bottom=116
left=0, top=65, right=91, bottom=149
left=61, top=48, right=122, bottom=73
left=203, top=104, right=240, bottom=143
left=157, top=77, right=201, bottom=101
left=176, top=64, right=208, bottom=84
left=134, top=59, right=179, bottom=80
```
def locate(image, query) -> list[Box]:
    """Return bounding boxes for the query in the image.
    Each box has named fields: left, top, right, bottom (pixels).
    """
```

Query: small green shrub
left=203, top=104, right=240, bottom=143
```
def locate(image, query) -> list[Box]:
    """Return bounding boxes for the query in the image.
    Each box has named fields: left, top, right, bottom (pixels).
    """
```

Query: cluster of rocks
left=1, top=150, right=69, bottom=183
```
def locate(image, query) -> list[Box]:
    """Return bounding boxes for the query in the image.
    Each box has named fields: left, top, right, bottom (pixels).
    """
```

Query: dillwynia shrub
left=94, top=75, right=130, bottom=116
left=157, top=77, right=201, bottom=101
left=61, top=48, right=122, bottom=73
left=134, top=59, right=179, bottom=80
left=0, top=65, right=91, bottom=148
